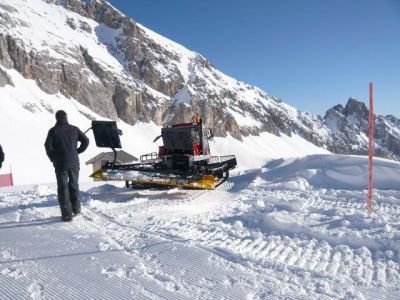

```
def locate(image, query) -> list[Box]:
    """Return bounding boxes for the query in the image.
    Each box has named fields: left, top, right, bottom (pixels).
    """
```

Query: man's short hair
left=55, top=110, right=67, bottom=122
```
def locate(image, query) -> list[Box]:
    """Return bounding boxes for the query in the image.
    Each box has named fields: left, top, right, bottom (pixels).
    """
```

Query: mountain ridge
left=1, top=0, right=399, bottom=161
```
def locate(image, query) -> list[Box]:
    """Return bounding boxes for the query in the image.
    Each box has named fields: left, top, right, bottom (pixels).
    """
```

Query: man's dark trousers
left=56, top=168, right=80, bottom=218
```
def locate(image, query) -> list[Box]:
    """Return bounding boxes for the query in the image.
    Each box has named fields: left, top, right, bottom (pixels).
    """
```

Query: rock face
left=0, top=66, right=12, bottom=87
left=0, top=0, right=399, bottom=160
left=323, top=98, right=400, bottom=160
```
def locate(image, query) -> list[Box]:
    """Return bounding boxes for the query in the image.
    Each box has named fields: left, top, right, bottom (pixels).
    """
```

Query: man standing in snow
left=0, top=144, right=4, bottom=169
left=45, top=110, right=89, bottom=222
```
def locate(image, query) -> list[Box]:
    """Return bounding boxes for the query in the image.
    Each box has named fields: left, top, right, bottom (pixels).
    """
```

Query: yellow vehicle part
left=90, top=169, right=217, bottom=190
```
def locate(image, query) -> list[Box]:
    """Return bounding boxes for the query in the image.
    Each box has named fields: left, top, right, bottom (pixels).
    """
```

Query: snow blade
left=90, top=168, right=219, bottom=190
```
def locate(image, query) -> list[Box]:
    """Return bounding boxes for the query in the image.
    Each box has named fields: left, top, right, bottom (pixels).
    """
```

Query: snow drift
left=257, top=154, right=400, bottom=190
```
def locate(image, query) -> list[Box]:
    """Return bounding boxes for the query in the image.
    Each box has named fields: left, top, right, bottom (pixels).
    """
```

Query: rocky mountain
left=0, top=0, right=399, bottom=161
left=324, top=98, right=400, bottom=160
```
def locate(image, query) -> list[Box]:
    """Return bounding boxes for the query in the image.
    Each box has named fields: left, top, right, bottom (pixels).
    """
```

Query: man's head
left=55, top=110, right=68, bottom=122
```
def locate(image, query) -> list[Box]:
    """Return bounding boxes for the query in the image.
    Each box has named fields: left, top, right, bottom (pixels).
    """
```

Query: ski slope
left=0, top=66, right=328, bottom=185
left=0, top=154, right=399, bottom=299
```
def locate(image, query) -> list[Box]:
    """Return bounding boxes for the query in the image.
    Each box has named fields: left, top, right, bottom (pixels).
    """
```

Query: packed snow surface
left=0, top=154, right=399, bottom=299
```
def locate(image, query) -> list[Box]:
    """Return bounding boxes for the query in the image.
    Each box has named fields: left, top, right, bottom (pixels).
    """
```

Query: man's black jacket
left=0, top=144, right=4, bottom=169
left=44, top=121, right=89, bottom=171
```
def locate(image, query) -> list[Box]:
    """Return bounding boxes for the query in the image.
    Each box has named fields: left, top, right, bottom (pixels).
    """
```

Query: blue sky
left=108, top=0, right=400, bottom=117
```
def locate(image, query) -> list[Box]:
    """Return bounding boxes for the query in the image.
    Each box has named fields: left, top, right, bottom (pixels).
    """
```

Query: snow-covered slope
left=3, top=0, right=310, bottom=138
left=0, top=67, right=159, bottom=184
left=0, top=66, right=327, bottom=185
left=1, top=154, right=399, bottom=299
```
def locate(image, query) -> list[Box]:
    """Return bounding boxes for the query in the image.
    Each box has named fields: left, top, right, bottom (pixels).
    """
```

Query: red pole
left=368, top=83, right=374, bottom=214
left=10, top=165, right=14, bottom=186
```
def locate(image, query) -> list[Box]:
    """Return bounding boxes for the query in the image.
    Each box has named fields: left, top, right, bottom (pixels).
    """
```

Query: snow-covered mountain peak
left=343, top=97, right=369, bottom=119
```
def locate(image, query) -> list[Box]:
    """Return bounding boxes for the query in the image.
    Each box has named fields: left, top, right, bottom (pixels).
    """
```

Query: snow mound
left=259, top=154, right=400, bottom=190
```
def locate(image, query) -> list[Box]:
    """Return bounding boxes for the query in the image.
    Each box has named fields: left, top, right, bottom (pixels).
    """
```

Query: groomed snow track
left=1, top=155, right=400, bottom=299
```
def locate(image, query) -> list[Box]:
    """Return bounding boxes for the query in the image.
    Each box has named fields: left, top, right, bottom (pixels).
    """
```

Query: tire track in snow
left=158, top=217, right=400, bottom=289
left=0, top=192, right=163, bottom=300
left=79, top=189, right=300, bottom=299
left=121, top=188, right=394, bottom=295
left=4, top=181, right=400, bottom=298
left=115, top=185, right=400, bottom=290
left=79, top=200, right=226, bottom=299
